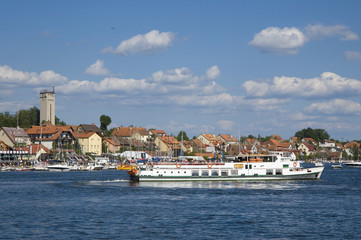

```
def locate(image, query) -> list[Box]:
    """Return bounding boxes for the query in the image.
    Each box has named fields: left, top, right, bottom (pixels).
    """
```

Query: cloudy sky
left=1, top=0, right=361, bottom=140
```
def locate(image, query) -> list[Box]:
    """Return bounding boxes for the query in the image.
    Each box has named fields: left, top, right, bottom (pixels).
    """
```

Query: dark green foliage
left=0, top=107, right=66, bottom=128
left=176, top=131, right=189, bottom=141
left=295, top=127, right=330, bottom=142
left=100, top=115, right=112, bottom=131
left=0, top=107, right=40, bottom=128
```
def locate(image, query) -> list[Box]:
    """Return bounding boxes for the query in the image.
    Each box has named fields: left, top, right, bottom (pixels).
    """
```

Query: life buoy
left=293, top=162, right=297, bottom=167
left=176, top=163, right=181, bottom=168
left=208, top=163, right=213, bottom=168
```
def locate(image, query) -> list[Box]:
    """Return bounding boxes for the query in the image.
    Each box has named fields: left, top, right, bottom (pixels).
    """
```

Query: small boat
left=118, top=152, right=324, bottom=182
left=331, top=163, right=342, bottom=169
left=88, top=164, right=104, bottom=171
left=344, top=161, right=361, bottom=167
left=16, top=167, right=35, bottom=171
left=314, top=162, right=324, bottom=167
left=47, top=164, right=71, bottom=172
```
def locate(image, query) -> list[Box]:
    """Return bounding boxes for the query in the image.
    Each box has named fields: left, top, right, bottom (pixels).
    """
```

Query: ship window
left=201, top=170, right=209, bottom=176
left=276, top=169, right=282, bottom=175
left=266, top=169, right=273, bottom=175
left=283, top=164, right=289, bottom=168
left=231, top=170, right=238, bottom=175
left=211, top=170, right=218, bottom=176
left=192, top=170, right=199, bottom=176
left=245, top=164, right=252, bottom=169
left=221, top=171, right=228, bottom=176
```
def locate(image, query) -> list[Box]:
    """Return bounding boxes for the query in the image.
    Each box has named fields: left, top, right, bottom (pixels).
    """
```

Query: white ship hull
left=135, top=164, right=323, bottom=182
left=47, top=164, right=71, bottom=172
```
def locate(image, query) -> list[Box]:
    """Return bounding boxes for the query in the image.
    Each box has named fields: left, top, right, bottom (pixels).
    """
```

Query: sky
left=1, top=0, right=361, bottom=141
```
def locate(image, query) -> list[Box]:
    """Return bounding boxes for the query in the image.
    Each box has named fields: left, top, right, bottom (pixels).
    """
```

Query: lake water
left=0, top=163, right=360, bottom=239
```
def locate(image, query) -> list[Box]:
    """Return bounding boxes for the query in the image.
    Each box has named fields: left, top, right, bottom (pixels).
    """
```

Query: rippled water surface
left=1, top=164, right=360, bottom=239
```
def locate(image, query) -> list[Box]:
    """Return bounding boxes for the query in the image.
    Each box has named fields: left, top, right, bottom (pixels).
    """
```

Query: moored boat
left=117, top=152, right=324, bottom=182
left=344, top=161, right=361, bottom=167
left=47, top=163, right=71, bottom=172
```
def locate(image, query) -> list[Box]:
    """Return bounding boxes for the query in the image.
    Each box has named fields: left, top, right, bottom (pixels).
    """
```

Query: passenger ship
left=117, top=152, right=324, bottom=182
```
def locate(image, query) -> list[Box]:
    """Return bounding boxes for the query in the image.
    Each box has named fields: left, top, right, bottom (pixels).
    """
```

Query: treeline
left=295, top=128, right=330, bottom=143
left=0, top=107, right=66, bottom=129
left=0, top=107, right=40, bottom=129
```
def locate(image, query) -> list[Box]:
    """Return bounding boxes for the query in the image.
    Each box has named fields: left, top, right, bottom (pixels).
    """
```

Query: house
left=149, top=129, right=167, bottom=137
left=197, top=134, right=221, bottom=147
left=111, top=126, right=132, bottom=139
left=15, top=144, right=51, bottom=161
left=191, top=139, right=206, bottom=153
left=154, top=136, right=180, bottom=155
left=77, top=124, right=103, bottom=136
left=72, top=132, right=102, bottom=155
left=271, top=135, right=283, bottom=141
left=266, top=139, right=281, bottom=150
left=219, top=134, right=238, bottom=147
left=319, top=140, right=336, bottom=148
left=0, top=127, right=32, bottom=148
left=103, top=137, right=120, bottom=153
left=302, top=138, right=317, bottom=145
left=298, top=141, right=316, bottom=156
left=0, top=140, right=9, bottom=151
left=289, top=137, right=299, bottom=144
left=180, top=140, right=193, bottom=154
left=132, top=127, right=150, bottom=142
left=26, top=124, right=75, bottom=150
left=344, top=142, right=360, bottom=158
left=244, top=138, right=259, bottom=146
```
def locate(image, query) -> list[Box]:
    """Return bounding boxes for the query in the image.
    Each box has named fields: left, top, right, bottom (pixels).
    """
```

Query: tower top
left=40, top=87, right=55, bottom=94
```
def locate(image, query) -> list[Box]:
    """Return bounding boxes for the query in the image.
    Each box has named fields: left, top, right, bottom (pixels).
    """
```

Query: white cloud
left=205, top=65, right=220, bottom=80
left=304, top=24, right=359, bottom=41
left=0, top=65, right=68, bottom=86
left=104, top=30, right=175, bottom=55
left=58, top=77, right=153, bottom=94
left=345, top=51, right=361, bottom=62
left=152, top=67, right=196, bottom=83
left=305, top=99, right=361, bottom=115
left=218, top=120, right=235, bottom=131
left=243, top=72, right=361, bottom=98
left=170, top=93, right=241, bottom=106
left=246, top=98, right=291, bottom=111
left=58, top=65, right=224, bottom=99
left=85, top=60, right=109, bottom=75
left=249, top=24, right=358, bottom=55
left=290, top=112, right=320, bottom=121
left=249, top=27, right=307, bottom=55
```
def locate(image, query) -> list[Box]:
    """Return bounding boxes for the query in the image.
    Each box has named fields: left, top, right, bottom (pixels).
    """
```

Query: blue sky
left=1, top=0, right=361, bottom=141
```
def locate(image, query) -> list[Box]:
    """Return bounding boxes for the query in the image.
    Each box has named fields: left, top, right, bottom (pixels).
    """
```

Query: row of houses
left=0, top=123, right=360, bottom=161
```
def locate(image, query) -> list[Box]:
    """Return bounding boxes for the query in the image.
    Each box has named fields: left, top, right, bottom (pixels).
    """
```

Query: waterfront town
left=0, top=88, right=360, bottom=170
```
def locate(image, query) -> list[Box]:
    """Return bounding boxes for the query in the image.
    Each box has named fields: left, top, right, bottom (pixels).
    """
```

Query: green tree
left=100, top=115, right=111, bottom=131
left=176, top=131, right=189, bottom=141
left=295, top=127, right=330, bottom=142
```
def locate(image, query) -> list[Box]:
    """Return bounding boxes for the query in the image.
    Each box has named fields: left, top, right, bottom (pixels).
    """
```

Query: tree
left=176, top=131, right=189, bottom=141
left=295, top=127, right=330, bottom=142
left=100, top=115, right=111, bottom=131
